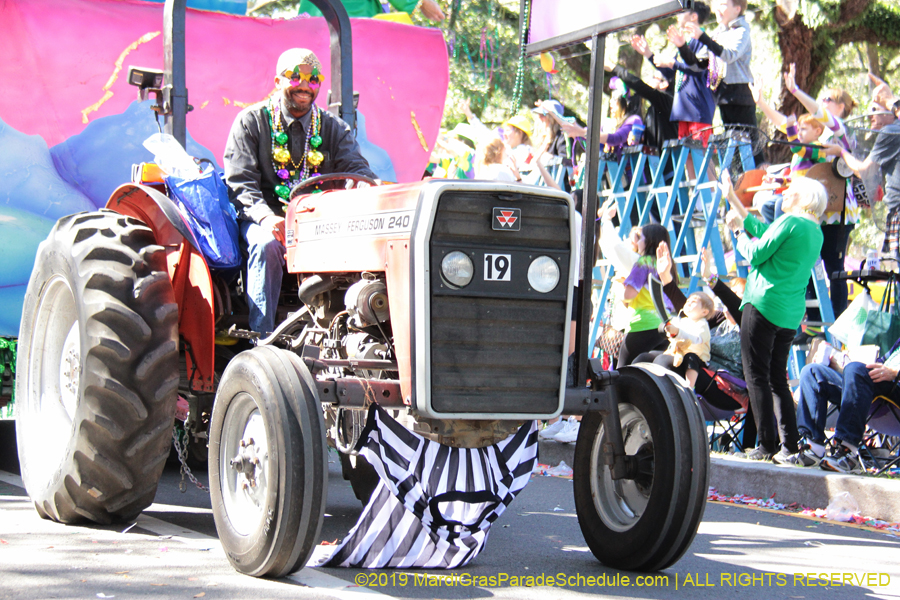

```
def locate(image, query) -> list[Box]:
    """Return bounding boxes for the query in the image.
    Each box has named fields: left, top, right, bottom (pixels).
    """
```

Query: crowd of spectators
left=424, top=0, right=900, bottom=469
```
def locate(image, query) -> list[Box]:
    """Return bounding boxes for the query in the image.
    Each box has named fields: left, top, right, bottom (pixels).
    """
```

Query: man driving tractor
left=224, top=48, right=377, bottom=333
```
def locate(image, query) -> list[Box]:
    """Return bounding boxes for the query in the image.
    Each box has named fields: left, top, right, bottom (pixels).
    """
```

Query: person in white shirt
left=474, top=138, right=517, bottom=181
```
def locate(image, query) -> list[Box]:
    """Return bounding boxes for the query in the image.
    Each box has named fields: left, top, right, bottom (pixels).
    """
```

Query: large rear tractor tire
left=573, top=365, right=709, bottom=571
left=209, top=347, right=327, bottom=578
left=16, top=210, right=179, bottom=524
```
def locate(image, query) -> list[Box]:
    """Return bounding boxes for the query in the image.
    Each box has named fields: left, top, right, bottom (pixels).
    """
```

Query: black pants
left=618, top=328, right=668, bottom=367
left=719, top=103, right=757, bottom=128
left=806, top=223, right=854, bottom=322
left=741, top=304, right=799, bottom=453
left=720, top=103, right=764, bottom=167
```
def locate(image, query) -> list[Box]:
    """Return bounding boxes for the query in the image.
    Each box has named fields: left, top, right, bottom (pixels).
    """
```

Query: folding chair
left=694, top=368, right=750, bottom=453
left=860, top=394, right=900, bottom=475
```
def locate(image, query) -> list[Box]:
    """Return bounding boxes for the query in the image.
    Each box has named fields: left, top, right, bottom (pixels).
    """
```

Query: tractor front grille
left=427, top=190, right=571, bottom=415
left=430, top=295, right=567, bottom=414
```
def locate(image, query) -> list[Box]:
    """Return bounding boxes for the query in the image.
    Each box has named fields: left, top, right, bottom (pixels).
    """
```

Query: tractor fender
left=107, top=183, right=201, bottom=252
left=107, top=183, right=215, bottom=392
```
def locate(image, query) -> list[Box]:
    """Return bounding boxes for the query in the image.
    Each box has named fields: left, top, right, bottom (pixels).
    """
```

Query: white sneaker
left=553, top=418, right=581, bottom=443
left=539, top=419, right=567, bottom=440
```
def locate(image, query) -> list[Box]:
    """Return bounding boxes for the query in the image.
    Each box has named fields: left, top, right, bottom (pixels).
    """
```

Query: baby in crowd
left=663, top=292, right=715, bottom=388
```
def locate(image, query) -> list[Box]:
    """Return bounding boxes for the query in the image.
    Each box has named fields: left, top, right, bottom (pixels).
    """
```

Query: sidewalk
left=538, top=439, right=900, bottom=524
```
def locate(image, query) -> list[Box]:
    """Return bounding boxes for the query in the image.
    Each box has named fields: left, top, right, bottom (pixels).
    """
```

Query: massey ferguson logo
left=492, top=207, right=521, bottom=231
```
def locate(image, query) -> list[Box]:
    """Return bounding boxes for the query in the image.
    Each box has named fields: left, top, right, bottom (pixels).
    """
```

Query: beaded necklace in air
left=266, top=95, right=324, bottom=201
left=705, top=26, right=725, bottom=91
left=707, top=55, right=724, bottom=91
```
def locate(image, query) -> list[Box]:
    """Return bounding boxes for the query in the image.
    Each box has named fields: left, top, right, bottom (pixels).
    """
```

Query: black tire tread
left=16, top=209, right=179, bottom=525
left=209, top=347, right=327, bottom=578
left=573, top=365, right=708, bottom=572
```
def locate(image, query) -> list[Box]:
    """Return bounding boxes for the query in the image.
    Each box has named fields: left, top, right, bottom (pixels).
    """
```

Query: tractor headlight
left=441, top=251, right=474, bottom=288
left=527, top=256, right=560, bottom=293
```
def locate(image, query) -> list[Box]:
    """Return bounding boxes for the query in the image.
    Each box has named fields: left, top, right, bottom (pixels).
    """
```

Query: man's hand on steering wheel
left=289, top=172, right=380, bottom=201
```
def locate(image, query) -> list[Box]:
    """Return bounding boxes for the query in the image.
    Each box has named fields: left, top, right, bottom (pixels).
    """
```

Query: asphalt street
left=1, top=423, right=900, bottom=600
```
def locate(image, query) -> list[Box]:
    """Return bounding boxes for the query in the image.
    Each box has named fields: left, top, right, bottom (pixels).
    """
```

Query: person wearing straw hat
left=501, top=113, right=534, bottom=175
left=224, top=48, right=376, bottom=334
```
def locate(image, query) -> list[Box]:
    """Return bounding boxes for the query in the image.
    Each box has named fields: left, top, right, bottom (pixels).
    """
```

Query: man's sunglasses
left=280, top=70, right=323, bottom=90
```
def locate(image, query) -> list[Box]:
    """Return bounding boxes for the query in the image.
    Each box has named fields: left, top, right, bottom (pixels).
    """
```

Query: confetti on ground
left=708, top=487, right=900, bottom=537
left=531, top=462, right=574, bottom=479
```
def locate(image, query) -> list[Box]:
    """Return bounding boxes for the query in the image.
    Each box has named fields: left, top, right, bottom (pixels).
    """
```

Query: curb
left=538, top=439, right=900, bottom=524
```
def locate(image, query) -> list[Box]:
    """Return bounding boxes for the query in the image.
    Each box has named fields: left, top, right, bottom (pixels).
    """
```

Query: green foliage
left=846, top=2, right=900, bottom=42
left=415, top=0, right=591, bottom=129
left=797, top=0, right=839, bottom=29
left=850, top=205, right=887, bottom=260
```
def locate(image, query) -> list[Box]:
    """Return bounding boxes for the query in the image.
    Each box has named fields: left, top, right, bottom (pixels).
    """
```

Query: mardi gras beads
left=267, top=95, right=323, bottom=200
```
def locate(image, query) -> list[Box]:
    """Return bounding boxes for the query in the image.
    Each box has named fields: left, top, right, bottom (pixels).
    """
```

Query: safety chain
left=172, top=428, right=209, bottom=493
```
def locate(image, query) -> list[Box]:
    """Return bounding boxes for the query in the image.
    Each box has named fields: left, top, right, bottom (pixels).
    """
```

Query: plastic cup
left=630, top=123, right=645, bottom=144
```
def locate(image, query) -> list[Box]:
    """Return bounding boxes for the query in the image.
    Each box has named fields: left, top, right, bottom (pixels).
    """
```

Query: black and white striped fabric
left=318, top=404, right=539, bottom=569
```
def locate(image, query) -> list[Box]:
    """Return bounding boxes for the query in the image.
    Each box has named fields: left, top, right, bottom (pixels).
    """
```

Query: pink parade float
left=0, top=0, right=447, bottom=336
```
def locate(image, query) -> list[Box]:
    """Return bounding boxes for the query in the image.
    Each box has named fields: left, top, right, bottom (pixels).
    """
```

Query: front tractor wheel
left=209, top=347, right=327, bottom=578
left=16, top=210, right=179, bottom=524
left=573, top=365, right=709, bottom=571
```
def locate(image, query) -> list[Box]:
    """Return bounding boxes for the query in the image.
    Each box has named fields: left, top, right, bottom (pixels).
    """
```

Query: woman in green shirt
left=721, top=172, right=826, bottom=461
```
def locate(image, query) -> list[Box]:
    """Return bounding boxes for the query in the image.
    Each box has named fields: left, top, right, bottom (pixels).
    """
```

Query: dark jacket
left=653, top=39, right=716, bottom=125
left=611, top=66, right=678, bottom=153
left=224, top=99, right=376, bottom=224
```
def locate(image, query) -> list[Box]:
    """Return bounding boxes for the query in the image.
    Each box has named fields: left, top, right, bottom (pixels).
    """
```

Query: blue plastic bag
left=165, top=168, right=241, bottom=269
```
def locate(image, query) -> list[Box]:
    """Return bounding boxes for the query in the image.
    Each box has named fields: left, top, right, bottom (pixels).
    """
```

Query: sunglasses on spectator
left=280, top=70, right=323, bottom=89
left=822, top=96, right=840, bottom=104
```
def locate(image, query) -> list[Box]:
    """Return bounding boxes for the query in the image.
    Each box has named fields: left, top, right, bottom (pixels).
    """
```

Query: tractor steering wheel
left=289, top=172, right=379, bottom=199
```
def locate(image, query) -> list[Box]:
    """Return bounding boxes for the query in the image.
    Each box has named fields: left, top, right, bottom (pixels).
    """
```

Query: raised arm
left=685, top=21, right=750, bottom=66
left=752, top=83, right=787, bottom=128
left=783, top=63, right=821, bottom=117
left=668, top=25, right=703, bottom=68
left=735, top=214, right=788, bottom=268
left=611, top=65, right=669, bottom=112
left=718, top=169, right=749, bottom=220
left=656, top=242, right=686, bottom=312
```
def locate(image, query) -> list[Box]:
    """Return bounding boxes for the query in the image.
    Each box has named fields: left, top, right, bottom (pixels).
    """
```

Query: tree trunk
left=866, top=42, right=882, bottom=79
left=774, top=7, right=820, bottom=117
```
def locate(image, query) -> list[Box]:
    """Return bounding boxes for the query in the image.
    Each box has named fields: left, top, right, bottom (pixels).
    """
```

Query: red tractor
left=14, top=0, right=708, bottom=579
